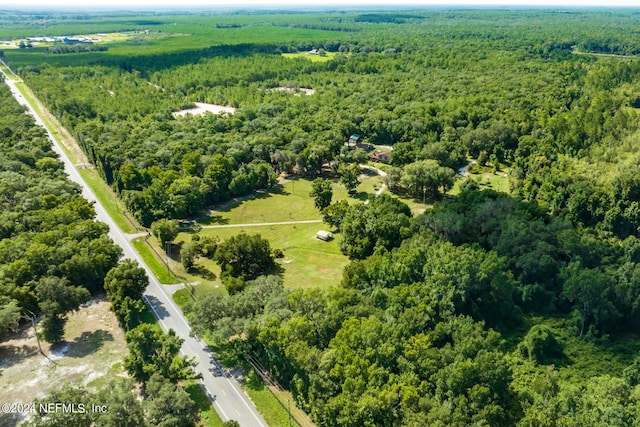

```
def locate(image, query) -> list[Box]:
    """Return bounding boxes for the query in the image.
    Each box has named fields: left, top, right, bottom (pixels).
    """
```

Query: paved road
left=1, top=65, right=268, bottom=427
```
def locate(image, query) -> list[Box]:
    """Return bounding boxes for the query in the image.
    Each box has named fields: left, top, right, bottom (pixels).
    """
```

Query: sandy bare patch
left=271, top=87, right=315, bottom=96
left=0, top=297, right=128, bottom=417
left=173, top=102, right=235, bottom=117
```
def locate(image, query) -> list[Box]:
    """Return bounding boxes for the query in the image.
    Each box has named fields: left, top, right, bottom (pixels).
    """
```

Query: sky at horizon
left=0, top=0, right=639, bottom=9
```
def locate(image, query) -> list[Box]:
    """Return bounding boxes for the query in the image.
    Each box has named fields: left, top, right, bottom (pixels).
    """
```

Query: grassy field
left=200, top=174, right=377, bottom=226
left=188, top=222, right=349, bottom=290
left=171, top=174, right=392, bottom=292
left=2, top=15, right=351, bottom=68
left=282, top=51, right=340, bottom=62
left=131, top=237, right=181, bottom=284
left=244, top=370, right=302, bottom=427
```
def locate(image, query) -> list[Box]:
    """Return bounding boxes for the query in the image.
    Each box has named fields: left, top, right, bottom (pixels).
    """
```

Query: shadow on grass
left=184, top=382, right=213, bottom=412
left=360, top=167, right=380, bottom=177
left=350, top=191, right=370, bottom=201
left=199, top=214, right=229, bottom=225
left=65, top=330, right=114, bottom=358
left=167, top=242, right=183, bottom=262
left=0, top=342, right=39, bottom=370
left=191, top=265, right=217, bottom=281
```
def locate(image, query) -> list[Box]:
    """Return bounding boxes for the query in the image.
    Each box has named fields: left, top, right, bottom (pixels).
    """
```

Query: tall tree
left=339, top=163, right=361, bottom=194
left=310, top=178, right=333, bottom=211
left=144, top=373, right=196, bottom=427
left=124, top=324, right=198, bottom=383
left=104, top=259, right=148, bottom=329
left=214, top=233, right=276, bottom=281
left=150, top=219, right=180, bottom=249
left=36, top=276, right=90, bottom=343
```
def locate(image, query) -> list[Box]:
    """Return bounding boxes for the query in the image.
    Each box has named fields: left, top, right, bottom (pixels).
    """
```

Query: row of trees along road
left=0, top=81, right=208, bottom=426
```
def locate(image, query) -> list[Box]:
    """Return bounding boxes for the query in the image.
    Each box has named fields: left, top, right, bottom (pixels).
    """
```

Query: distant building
left=307, top=49, right=319, bottom=55
left=368, top=150, right=391, bottom=163
left=348, top=134, right=362, bottom=145
left=346, top=134, right=374, bottom=151
left=316, top=230, right=334, bottom=241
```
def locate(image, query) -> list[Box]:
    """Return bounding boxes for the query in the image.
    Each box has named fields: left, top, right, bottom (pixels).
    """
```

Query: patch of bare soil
left=173, top=102, right=235, bottom=117
left=271, top=86, right=315, bottom=96
left=0, top=297, right=128, bottom=426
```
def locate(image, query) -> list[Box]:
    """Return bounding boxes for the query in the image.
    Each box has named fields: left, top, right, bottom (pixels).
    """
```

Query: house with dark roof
left=346, top=134, right=374, bottom=151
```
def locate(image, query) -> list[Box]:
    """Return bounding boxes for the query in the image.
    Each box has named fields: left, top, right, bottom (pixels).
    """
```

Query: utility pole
left=165, top=241, right=171, bottom=273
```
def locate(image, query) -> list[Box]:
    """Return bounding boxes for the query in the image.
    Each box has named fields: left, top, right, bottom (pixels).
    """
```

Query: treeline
left=46, top=43, right=108, bottom=54
left=0, top=81, right=204, bottom=427
left=577, top=38, right=640, bottom=56
left=0, top=82, right=121, bottom=342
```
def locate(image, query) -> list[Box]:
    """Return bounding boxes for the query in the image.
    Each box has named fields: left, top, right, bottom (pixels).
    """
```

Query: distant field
left=0, top=14, right=352, bottom=68
left=282, top=51, right=340, bottom=62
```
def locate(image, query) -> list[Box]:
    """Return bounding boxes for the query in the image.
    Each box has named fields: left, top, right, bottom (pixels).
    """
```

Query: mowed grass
left=201, top=174, right=377, bottom=226
left=131, top=237, right=180, bottom=284
left=202, top=180, right=321, bottom=226
left=244, top=370, right=302, bottom=427
left=79, top=169, right=139, bottom=234
left=180, top=174, right=391, bottom=291
left=282, top=51, right=340, bottom=62
left=178, top=222, right=348, bottom=290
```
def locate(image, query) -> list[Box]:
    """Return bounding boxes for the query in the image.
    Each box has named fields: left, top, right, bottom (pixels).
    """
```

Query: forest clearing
left=0, top=298, right=128, bottom=426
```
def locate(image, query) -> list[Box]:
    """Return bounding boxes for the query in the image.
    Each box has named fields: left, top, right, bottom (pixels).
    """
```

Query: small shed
left=316, top=230, right=334, bottom=241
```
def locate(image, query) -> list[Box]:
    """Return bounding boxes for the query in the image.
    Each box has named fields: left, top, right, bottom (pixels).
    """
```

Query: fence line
left=143, top=233, right=196, bottom=300
left=245, top=353, right=317, bottom=427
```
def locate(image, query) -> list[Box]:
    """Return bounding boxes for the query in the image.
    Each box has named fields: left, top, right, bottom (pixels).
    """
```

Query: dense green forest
left=5, top=7, right=640, bottom=426
left=0, top=80, right=201, bottom=426
left=0, top=81, right=123, bottom=342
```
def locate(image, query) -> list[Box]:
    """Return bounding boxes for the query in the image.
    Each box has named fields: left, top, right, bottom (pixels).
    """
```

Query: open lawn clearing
left=282, top=51, right=339, bottom=62
left=177, top=222, right=348, bottom=290
left=466, top=170, right=511, bottom=194
left=0, top=297, right=127, bottom=426
left=199, top=174, right=379, bottom=226
left=173, top=102, right=235, bottom=117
